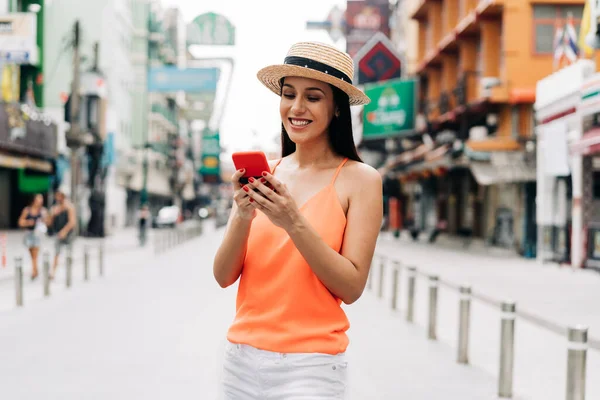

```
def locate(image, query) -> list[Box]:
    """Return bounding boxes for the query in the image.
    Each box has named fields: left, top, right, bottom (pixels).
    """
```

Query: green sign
left=363, top=78, right=417, bottom=139
left=187, top=13, right=236, bottom=46
left=200, top=129, right=221, bottom=176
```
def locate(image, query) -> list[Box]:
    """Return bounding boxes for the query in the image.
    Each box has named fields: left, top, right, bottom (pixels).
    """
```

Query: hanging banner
left=147, top=67, right=219, bottom=93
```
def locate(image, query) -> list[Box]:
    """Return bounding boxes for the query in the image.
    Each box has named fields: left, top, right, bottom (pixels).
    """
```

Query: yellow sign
left=203, top=156, right=219, bottom=168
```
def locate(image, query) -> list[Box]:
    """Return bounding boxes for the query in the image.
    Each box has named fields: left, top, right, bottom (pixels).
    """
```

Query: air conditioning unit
left=469, top=126, right=488, bottom=141
left=480, top=77, right=502, bottom=98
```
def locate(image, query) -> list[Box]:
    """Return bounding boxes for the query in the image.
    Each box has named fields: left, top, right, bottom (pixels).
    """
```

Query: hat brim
left=257, top=64, right=370, bottom=106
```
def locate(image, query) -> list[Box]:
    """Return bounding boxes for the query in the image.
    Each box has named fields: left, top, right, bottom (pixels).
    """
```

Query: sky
left=161, top=0, right=347, bottom=154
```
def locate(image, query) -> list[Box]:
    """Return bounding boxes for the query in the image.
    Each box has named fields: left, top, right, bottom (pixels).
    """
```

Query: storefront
left=571, top=71, right=600, bottom=269
left=0, top=102, right=57, bottom=228
left=534, top=60, right=595, bottom=266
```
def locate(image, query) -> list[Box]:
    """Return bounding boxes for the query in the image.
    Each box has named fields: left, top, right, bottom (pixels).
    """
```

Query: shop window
left=533, top=5, right=583, bottom=54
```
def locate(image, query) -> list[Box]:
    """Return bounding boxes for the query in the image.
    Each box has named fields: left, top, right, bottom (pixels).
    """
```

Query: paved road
left=375, top=232, right=600, bottom=400
left=0, top=221, right=503, bottom=400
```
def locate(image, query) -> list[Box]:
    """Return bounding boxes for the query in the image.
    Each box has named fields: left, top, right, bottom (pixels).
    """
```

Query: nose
left=290, top=96, right=306, bottom=115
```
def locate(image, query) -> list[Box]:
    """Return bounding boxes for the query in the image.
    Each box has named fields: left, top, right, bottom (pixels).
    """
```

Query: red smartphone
left=231, top=151, right=271, bottom=185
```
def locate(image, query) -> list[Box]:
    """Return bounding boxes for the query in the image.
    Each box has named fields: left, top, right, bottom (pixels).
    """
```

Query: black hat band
left=284, top=56, right=352, bottom=85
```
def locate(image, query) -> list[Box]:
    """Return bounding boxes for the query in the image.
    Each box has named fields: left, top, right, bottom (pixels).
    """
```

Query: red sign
left=345, top=1, right=390, bottom=58
left=354, top=33, right=402, bottom=85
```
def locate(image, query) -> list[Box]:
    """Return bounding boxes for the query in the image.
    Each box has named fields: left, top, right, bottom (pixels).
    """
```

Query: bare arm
left=18, top=208, right=31, bottom=228
left=212, top=203, right=253, bottom=288
left=46, top=207, right=55, bottom=227
left=212, top=168, right=258, bottom=288
left=248, top=164, right=383, bottom=304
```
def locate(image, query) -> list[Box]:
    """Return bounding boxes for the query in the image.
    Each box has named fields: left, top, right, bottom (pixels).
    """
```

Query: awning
left=570, top=128, right=600, bottom=155
left=470, top=161, right=536, bottom=186
left=0, top=152, right=53, bottom=173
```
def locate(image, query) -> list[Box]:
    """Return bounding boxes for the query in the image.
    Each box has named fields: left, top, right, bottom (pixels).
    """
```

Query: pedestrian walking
left=47, top=190, right=76, bottom=280
left=18, top=194, right=48, bottom=280
left=213, top=42, right=383, bottom=399
left=137, top=204, right=150, bottom=246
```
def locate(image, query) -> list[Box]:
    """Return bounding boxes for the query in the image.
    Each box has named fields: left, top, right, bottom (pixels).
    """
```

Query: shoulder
left=341, top=160, right=382, bottom=192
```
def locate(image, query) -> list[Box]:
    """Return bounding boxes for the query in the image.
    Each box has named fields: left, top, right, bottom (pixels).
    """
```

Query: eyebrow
left=282, top=84, right=326, bottom=95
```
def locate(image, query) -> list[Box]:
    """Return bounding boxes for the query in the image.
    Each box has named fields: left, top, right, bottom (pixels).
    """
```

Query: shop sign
left=363, top=78, right=417, bottom=139
left=579, top=72, right=600, bottom=116
left=0, top=102, right=57, bottom=159
left=345, top=0, right=390, bottom=58
left=354, top=32, right=402, bottom=85
left=199, top=128, right=221, bottom=179
left=187, top=12, right=236, bottom=46
left=148, top=66, right=219, bottom=93
left=0, top=13, right=38, bottom=65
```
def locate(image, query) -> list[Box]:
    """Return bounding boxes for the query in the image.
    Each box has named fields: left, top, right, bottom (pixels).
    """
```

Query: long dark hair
left=280, top=80, right=362, bottom=162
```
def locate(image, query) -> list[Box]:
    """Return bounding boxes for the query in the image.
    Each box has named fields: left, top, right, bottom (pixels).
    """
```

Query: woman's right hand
left=232, top=169, right=256, bottom=221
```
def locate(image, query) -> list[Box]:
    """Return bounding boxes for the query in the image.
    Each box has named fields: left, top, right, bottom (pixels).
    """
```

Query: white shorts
left=221, top=341, right=348, bottom=400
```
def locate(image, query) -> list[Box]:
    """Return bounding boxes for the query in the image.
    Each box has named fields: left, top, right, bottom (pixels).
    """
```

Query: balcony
left=439, top=92, right=451, bottom=115
left=452, top=71, right=479, bottom=110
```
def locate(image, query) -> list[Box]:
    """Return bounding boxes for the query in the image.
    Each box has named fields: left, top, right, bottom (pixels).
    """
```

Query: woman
left=213, top=42, right=383, bottom=399
left=18, top=194, right=47, bottom=280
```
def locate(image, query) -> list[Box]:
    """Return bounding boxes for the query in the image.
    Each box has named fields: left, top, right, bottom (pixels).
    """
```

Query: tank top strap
left=330, top=158, right=349, bottom=185
left=271, top=158, right=283, bottom=174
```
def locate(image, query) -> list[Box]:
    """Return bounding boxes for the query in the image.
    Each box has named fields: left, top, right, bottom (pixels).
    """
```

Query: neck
left=292, top=134, right=336, bottom=168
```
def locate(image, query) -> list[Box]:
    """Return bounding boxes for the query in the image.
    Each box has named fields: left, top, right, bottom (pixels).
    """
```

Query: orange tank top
left=227, top=158, right=350, bottom=355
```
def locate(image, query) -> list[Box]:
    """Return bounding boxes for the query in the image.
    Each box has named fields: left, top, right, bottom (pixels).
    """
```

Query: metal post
left=66, top=246, right=73, bottom=288
left=98, top=244, right=104, bottom=277
left=43, top=252, right=50, bottom=297
left=378, top=258, right=385, bottom=298
left=498, top=301, right=516, bottom=398
left=406, top=266, right=416, bottom=322
left=84, top=246, right=90, bottom=281
left=15, top=257, right=23, bottom=307
left=391, top=262, right=400, bottom=310
left=428, top=275, right=439, bottom=340
left=457, top=285, right=471, bottom=364
left=566, top=325, right=588, bottom=400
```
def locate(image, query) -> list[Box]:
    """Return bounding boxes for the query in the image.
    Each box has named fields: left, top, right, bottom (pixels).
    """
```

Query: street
left=374, top=231, right=600, bottom=400
left=0, top=221, right=507, bottom=400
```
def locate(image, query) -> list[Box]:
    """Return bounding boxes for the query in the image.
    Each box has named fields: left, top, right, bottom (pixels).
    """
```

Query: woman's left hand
left=244, top=172, right=300, bottom=231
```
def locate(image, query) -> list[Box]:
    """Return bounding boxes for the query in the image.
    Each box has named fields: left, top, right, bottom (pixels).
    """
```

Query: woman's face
left=280, top=77, right=336, bottom=145
left=33, top=194, right=43, bottom=207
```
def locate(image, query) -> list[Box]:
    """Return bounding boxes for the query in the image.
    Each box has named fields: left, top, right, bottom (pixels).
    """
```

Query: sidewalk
left=0, top=222, right=502, bottom=400
left=375, top=232, right=600, bottom=400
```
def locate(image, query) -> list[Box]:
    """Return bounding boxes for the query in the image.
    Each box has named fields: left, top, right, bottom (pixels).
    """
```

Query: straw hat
left=257, top=42, right=370, bottom=106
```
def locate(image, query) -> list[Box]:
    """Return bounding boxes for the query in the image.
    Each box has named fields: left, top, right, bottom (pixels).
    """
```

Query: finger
left=231, top=169, right=246, bottom=189
left=244, top=185, right=272, bottom=210
left=248, top=178, right=277, bottom=200
left=260, top=172, right=286, bottom=195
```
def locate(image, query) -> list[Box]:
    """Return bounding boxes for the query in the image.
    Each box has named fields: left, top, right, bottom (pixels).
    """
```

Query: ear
left=335, top=108, right=340, bottom=118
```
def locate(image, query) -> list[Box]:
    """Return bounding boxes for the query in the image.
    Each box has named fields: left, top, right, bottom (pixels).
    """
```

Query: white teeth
left=291, top=119, right=310, bottom=126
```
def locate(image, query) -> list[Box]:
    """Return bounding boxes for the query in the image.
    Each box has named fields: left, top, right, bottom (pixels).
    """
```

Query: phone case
left=232, top=151, right=271, bottom=184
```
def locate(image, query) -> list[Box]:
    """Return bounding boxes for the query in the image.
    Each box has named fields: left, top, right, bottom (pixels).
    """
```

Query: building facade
left=0, top=0, right=58, bottom=229
left=401, top=0, right=586, bottom=256
left=42, top=0, right=137, bottom=232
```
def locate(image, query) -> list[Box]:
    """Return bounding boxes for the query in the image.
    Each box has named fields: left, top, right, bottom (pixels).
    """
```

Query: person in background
left=18, top=194, right=47, bottom=280
left=138, top=204, right=150, bottom=246
left=47, top=190, right=76, bottom=279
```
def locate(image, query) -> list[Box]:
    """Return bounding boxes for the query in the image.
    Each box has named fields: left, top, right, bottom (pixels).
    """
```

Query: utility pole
left=66, top=20, right=82, bottom=236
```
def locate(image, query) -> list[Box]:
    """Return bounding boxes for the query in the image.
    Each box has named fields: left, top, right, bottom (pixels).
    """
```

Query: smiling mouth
left=289, top=118, right=312, bottom=127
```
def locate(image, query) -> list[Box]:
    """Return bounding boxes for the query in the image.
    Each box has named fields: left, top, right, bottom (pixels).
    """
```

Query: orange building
left=394, top=0, right=587, bottom=253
